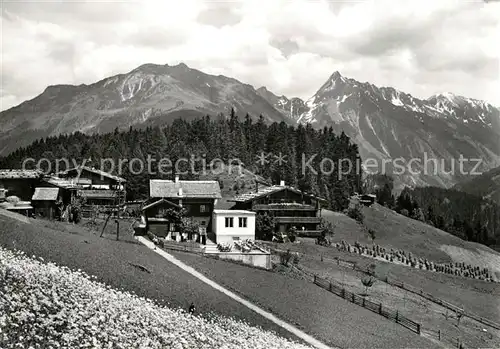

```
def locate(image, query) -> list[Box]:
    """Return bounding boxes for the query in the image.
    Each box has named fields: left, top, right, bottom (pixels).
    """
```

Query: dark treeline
left=374, top=182, right=500, bottom=247
left=0, top=110, right=362, bottom=209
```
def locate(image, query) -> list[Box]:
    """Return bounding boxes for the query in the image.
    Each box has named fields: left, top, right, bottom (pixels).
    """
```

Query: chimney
left=280, top=180, right=285, bottom=186
left=175, top=175, right=179, bottom=183
left=178, top=187, right=183, bottom=196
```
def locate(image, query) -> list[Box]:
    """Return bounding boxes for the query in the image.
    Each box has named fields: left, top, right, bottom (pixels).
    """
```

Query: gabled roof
left=57, top=166, right=126, bottom=183
left=42, top=176, right=91, bottom=189
left=142, top=198, right=182, bottom=211
left=0, top=169, right=42, bottom=179
left=213, top=209, right=255, bottom=215
left=32, top=187, right=60, bottom=201
left=228, top=185, right=328, bottom=203
left=149, top=179, right=222, bottom=199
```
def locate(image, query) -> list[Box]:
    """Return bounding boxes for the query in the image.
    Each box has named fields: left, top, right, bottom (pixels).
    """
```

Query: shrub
left=280, top=249, right=293, bottom=266
left=361, top=276, right=375, bottom=295
left=347, top=204, right=364, bottom=224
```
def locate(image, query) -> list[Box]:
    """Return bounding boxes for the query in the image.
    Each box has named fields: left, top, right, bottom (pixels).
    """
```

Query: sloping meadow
left=0, top=247, right=311, bottom=349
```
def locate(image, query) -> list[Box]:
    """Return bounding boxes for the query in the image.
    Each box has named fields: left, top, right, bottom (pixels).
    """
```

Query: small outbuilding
left=212, top=210, right=256, bottom=245
left=32, top=187, right=61, bottom=220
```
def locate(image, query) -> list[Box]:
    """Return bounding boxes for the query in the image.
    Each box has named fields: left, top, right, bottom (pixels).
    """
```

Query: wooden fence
left=422, top=328, right=468, bottom=349
left=146, top=231, right=203, bottom=254
left=313, top=275, right=421, bottom=335
left=385, top=277, right=500, bottom=331
left=313, top=252, right=500, bottom=332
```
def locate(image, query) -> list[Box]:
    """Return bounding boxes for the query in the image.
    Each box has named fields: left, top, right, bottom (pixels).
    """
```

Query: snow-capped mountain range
left=1, top=63, right=499, bottom=189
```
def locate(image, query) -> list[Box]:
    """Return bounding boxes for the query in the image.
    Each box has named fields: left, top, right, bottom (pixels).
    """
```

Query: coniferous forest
left=392, top=186, right=500, bottom=248
left=0, top=110, right=363, bottom=210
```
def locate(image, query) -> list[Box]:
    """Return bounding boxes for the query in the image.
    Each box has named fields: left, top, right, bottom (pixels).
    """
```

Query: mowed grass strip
left=0, top=212, right=299, bottom=343
left=168, top=250, right=441, bottom=349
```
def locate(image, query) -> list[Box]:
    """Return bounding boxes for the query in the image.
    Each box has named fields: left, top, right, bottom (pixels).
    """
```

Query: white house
left=212, top=210, right=256, bottom=244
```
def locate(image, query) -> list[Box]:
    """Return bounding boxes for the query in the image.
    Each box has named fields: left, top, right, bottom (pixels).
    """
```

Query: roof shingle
left=32, top=187, right=60, bottom=201
left=229, top=185, right=327, bottom=203
left=0, top=169, right=41, bottom=179
left=150, top=180, right=221, bottom=199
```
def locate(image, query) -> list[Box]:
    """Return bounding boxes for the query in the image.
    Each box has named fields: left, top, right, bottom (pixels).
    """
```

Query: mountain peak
left=329, top=71, right=344, bottom=81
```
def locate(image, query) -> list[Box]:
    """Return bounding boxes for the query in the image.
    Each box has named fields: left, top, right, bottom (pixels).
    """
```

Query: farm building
left=146, top=176, right=222, bottom=243
left=0, top=170, right=42, bottom=202
left=56, top=166, right=126, bottom=206
left=212, top=209, right=256, bottom=244
left=141, top=198, right=182, bottom=240
left=31, top=187, right=62, bottom=220
left=359, top=194, right=376, bottom=206
left=228, top=180, right=327, bottom=237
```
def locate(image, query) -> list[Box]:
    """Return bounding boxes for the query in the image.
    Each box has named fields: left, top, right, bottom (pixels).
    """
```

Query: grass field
left=321, top=204, right=500, bottom=280
left=0, top=208, right=442, bottom=349
left=169, top=250, right=440, bottom=349
left=0, top=210, right=298, bottom=343
left=255, top=203, right=500, bottom=349
left=298, top=255, right=500, bottom=349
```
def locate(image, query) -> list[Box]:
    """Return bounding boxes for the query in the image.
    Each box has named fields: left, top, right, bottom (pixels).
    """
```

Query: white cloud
left=1, top=0, right=499, bottom=112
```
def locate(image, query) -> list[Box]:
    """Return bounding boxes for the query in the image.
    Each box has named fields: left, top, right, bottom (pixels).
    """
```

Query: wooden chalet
left=0, top=169, right=42, bottom=201
left=145, top=176, right=222, bottom=243
left=56, top=166, right=126, bottom=207
left=228, top=180, right=328, bottom=237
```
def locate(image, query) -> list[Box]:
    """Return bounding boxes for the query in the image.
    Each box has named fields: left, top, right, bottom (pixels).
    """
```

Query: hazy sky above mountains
left=1, top=0, right=499, bottom=111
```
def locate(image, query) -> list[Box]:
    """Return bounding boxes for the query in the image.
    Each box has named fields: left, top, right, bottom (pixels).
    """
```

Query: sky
left=1, top=0, right=499, bottom=111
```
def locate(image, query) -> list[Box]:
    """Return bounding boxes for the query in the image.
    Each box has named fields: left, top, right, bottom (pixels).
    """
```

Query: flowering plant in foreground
left=0, top=247, right=312, bottom=349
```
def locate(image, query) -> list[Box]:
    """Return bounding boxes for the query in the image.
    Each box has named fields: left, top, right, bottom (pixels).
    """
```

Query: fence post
left=379, top=303, right=382, bottom=315
left=341, top=288, right=345, bottom=298
left=116, top=220, right=119, bottom=241
left=362, top=298, right=365, bottom=307
left=314, top=275, right=316, bottom=283
left=438, top=330, right=441, bottom=341
left=329, top=282, right=332, bottom=292
left=396, top=311, right=398, bottom=323
left=456, top=338, right=459, bottom=348
left=416, top=323, right=420, bottom=335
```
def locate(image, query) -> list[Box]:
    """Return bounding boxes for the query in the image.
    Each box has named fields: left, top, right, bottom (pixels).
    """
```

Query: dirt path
left=136, top=236, right=334, bottom=349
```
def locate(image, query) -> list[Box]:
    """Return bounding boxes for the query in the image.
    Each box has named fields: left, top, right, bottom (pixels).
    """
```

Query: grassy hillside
left=256, top=204, right=500, bottom=348
left=0, top=210, right=296, bottom=341
left=321, top=204, right=500, bottom=279
left=170, top=251, right=440, bottom=349
left=0, top=209, right=441, bottom=349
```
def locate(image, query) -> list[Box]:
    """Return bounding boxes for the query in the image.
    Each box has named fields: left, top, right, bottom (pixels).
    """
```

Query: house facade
left=56, top=166, right=126, bottom=206
left=145, top=177, right=222, bottom=243
left=142, top=198, right=182, bottom=240
left=229, top=181, right=327, bottom=237
left=212, top=210, right=256, bottom=244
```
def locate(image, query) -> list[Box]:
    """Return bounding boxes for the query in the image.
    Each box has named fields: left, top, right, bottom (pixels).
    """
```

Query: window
left=201, top=220, right=206, bottom=226
left=238, top=217, right=247, bottom=228
left=225, top=217, right=234, bottom=228
left=232, top=236, right=240, bottom=241
left=200, top=204, right=209, bottom=213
